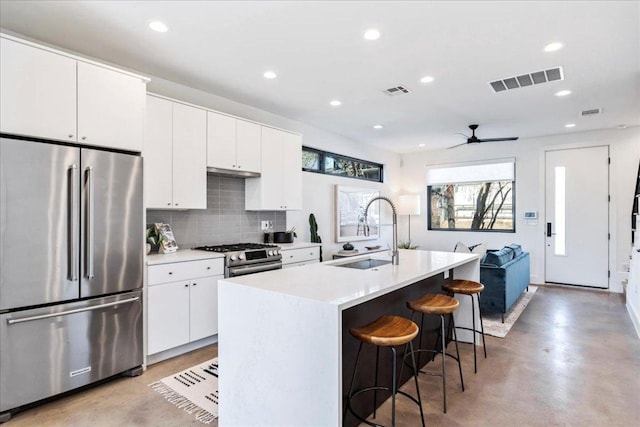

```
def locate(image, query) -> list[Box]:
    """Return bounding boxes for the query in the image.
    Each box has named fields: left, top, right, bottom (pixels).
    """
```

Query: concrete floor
left=4, top=285, right=640, bottom=426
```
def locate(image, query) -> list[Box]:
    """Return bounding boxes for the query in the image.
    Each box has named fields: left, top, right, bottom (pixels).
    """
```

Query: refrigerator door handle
left=6, top=297, right=140, bottom=325
left=85, top=166, right=95, bottom=279
left=69, top=165, right=79, bottom=281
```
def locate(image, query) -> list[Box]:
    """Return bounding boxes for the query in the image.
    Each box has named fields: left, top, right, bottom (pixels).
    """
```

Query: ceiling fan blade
left=476, top=137, right=519, bottom=142
left=447, top=141, right=469, bottom=149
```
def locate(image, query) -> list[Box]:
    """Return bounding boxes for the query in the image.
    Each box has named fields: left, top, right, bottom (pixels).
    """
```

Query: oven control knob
left=267, top=250, right=273, bottom=256
left=275, top=250, right=280, bottom=255
left=230, top=255, right=237, bottom=261
left=239, top=253, right=246, bottom=260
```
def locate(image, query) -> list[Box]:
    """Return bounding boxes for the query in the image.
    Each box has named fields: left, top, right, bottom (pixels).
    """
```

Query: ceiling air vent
left=489, top=66, right=564, bottom=93
left=581, top=108, right=602, bottom=116
left=384, top=85, right=410, bottom=96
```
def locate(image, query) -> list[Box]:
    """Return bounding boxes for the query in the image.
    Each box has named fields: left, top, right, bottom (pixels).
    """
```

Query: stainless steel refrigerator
left=0, top=136, right=143, bottom=417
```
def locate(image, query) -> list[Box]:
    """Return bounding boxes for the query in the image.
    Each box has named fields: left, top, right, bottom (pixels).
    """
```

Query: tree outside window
left=428, top=180, right=514, bottom=231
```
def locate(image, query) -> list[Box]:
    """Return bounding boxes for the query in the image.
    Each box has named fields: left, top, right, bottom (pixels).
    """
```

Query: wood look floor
left=5, top=285, right=640, bottom=426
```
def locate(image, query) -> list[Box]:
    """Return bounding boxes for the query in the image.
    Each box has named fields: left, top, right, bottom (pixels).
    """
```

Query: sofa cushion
left=506, top=243, right=523, bottom=257
left=484, top=247, right=514, bottom=266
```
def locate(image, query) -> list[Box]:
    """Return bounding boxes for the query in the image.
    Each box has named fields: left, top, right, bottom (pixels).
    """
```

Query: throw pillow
left=483, top=247, right=514, bottom=266
left=506, top=243, right=523, bottom=257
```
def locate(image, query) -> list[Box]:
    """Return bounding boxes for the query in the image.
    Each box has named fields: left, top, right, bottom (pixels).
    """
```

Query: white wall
left=399, top=126, right=640, bottom=291
left=147, top=76, right=403, bottom=260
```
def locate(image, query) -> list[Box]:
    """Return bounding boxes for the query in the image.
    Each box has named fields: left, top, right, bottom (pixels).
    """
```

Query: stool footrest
left=347, top=387, right=421, bottom=427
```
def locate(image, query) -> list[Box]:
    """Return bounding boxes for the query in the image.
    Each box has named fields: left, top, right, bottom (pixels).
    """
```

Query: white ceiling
left=1, top=1, right=638, bottom=152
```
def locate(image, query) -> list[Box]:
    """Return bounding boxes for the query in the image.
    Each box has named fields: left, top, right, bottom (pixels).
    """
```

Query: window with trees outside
left=427, top=160, right=515, bottom=232
left=302, top=146, right=383, bottom=183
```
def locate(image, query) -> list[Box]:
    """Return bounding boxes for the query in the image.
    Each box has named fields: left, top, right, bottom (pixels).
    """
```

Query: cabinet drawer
left=281, top=247, right=320, bottom=266
left=148, top=259, right=224, bottom=285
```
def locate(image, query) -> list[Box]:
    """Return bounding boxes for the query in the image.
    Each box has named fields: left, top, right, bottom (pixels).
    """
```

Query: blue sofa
left=479, top=244, right=531, bottom=322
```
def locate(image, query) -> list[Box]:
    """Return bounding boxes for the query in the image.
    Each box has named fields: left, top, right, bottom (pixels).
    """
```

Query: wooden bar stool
left=401, top=293, right=464, bottom=414
left=344, top=315, right=425, bottom=427
left=442, top=279, right=487, bottom=373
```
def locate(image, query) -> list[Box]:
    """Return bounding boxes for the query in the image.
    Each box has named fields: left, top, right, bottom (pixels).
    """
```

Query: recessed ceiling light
left=564, top=123, right=576, bottom=128
left=554, top=90, right=572, bottom=97
left=419, top=75, right=435, bottom=84
left=148, top=21, right=169, bottom=33
left=373, top=124, right=384, bottom=129
left=263, top=70, right=277, bottom=79
left=363, top=29, right=381, bottom=41
left=418, top=143, right=426, bottom=147
left=329, top=100, right=342, bottom=107
left=544, top=42, right=564, bottom=52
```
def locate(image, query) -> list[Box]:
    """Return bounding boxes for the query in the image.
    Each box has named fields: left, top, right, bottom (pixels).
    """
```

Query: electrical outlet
left=261, top=221, right=270, bottom=231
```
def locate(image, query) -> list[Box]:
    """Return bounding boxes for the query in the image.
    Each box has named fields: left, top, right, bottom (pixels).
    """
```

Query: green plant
left=309, top=213, right=323, bottom=261
left=398, top=241, right=419, bottom=250
left=146, top=225, right=163, bottom=246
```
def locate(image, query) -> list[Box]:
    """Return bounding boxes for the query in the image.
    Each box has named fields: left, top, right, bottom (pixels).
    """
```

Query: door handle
left=68, top=165, right=79, bottom=281
left=86, top=166, right=95, bottom=279
left=546, top=222, right=552, bottom=237
left=7, top=297, right=140, bottom=325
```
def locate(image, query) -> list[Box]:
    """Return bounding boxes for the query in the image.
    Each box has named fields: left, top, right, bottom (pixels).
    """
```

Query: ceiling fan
left=449, top=124, right=519, bottom=149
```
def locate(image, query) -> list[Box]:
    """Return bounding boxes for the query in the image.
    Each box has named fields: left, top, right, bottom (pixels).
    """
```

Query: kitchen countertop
left=222, top=249, right=478, bottom=309
left=146, top=242, right=321, bottom=265
left=146, top=249, right=224, bottom=265
left=277, top=242, right=322, bottom=251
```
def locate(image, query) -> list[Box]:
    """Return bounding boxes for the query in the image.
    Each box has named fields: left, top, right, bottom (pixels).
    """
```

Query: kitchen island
left=218, top=249, right=479, bottom=426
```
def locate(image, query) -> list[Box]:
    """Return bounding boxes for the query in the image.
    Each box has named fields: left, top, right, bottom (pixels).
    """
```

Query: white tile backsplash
left=147, top=174, right=286, bottom=247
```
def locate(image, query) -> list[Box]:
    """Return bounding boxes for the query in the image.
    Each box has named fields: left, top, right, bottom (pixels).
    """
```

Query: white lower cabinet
left=281, top=246, right=320, bottom=268
left=147, top=258, right=223, bottom=355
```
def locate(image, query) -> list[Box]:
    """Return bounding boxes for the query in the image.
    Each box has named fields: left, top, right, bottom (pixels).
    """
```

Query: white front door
left=545, top=146, right=609, bottom=288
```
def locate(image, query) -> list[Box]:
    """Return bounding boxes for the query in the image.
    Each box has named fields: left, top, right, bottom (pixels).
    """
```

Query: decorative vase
left=343, top=242, right=354, bottom=251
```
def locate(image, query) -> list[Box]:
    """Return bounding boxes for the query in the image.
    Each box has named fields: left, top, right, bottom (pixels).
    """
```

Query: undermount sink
left=336, top=259, right=392, bottom=270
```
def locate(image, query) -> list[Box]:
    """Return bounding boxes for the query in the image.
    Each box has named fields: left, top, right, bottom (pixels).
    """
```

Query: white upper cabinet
left=0, top=35, right=147, bottom=151
left=0, top=37, right=77, bottom=142
left=144, top=95, right=207, bottom=210
left=245, top=126, right=302, bottom=211
left=207, top=111, right=261, bottom=174
left=172, top=102, right=207, bottom=209
left=77, top=62, right=145, bottom=152
left=144, top=96, right=174, bottom=209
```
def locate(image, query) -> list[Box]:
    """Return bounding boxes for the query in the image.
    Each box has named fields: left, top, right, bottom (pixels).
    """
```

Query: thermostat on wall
left=524, top=211, right=537, bottom=219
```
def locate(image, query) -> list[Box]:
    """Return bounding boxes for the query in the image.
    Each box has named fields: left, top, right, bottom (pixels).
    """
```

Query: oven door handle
left=228, top=262, right=282, bottom=277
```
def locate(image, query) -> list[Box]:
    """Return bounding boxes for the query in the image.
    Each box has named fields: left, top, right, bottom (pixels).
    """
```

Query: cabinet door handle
left=168, top=272, right=173, bottom=275
left=175, top=203, right=179, bottom=206
left=184, top=284, right=189, bottom=288
left=206, top=266, right=211, bottom=270
left=167, top=202, right=171, bottom=206
left=68, top=134, right=74, bottom=139
left=82, top=136, right=87, bottom=141
left=192, top=283, right=197, bottom=286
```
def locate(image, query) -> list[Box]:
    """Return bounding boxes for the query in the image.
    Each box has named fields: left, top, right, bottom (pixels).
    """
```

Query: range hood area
left=206, top=166, right=260, bottom=178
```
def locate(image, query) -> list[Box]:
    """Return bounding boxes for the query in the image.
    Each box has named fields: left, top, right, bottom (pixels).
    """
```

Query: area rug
left=149, top=358, right=219, bottom=424
left=481, top=285, right=538, bottom=338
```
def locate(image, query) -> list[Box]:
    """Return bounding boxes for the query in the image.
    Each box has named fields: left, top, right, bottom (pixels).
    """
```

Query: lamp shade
left=398, top=194, right=421, bottom=215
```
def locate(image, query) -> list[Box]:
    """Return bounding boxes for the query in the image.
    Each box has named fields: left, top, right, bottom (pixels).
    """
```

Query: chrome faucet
left=364, top=196, right=399, bottom=265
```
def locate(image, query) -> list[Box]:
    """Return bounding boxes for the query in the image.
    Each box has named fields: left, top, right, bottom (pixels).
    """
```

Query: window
left=426, top=160, right=515, bottom=232
left=302, top=146, right=383, bottom=182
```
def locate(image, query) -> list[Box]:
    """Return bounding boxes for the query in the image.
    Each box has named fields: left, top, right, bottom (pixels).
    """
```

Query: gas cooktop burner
left=193, top=243, right=279, bottom=253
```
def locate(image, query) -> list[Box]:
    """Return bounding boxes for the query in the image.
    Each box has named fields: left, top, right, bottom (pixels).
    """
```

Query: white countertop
left=223, top=249, right=478, bottom=309
left=146, top=249, right=224, bottom=265
left=277, top=242, right=322, bottom=251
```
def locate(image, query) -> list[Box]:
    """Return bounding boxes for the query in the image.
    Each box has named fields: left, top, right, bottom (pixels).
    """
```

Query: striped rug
left=149, top=358, right=219, bottom=424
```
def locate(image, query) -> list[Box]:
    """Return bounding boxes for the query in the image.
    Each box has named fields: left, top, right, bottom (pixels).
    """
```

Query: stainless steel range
left=193, top=243, right=282, bottom=277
